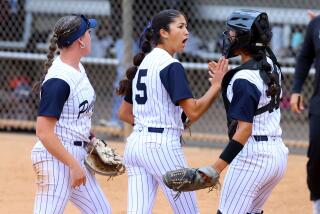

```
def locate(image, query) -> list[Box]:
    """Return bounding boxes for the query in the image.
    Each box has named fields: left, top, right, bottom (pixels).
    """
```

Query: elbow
left=246, top=128, right=253, bottom=138
left=239, top=123, right=253, bottom=139
left=117, top=111, right=125, bottom=122
left=36, top=125, right=47, bottom=142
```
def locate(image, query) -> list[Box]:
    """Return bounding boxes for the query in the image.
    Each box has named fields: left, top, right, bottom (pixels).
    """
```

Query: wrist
left=67, top=157, right=79, bottom=169
left=210, top=84, right=221, bottom=91
left=212, top=160, right=227, bottom=174
left=219, top=139, right=244, bottom=164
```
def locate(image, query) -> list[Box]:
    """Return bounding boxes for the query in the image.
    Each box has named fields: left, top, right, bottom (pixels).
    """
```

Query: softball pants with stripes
left=124, top=126, right=199, bottom=214
left=31, top=141, right=111, bottom=214
left=218, top=136, right=288, bottom=214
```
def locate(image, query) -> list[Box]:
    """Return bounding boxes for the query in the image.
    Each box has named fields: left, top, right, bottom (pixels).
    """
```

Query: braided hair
left=32, top=15, right=82, bottom=93
left=242, top=13, right=280, bottom=98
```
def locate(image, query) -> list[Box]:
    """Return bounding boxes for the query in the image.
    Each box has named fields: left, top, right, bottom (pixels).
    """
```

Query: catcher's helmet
left=220, top=9, right=272, bottom=58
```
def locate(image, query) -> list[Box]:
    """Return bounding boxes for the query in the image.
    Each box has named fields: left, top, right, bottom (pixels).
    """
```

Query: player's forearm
left=36, top=116, right=78, bottom=168
left=38, top=132, right=78, bottom=168
left=181, top=85, right=220, bottom=122
left=117, top=100, right=134, bottom=125
left=213, top=159, right=228, bottom=174
left=213, top=121, right=252, bottom=173
left=119, top=114, right=134, bottom=125
left=232, top=121, right=252, bottom=145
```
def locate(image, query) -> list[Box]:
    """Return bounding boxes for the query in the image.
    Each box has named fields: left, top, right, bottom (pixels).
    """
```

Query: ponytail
left=116, top=27, right=153, bottom=96
left=32, top=34, right=58, bottom=93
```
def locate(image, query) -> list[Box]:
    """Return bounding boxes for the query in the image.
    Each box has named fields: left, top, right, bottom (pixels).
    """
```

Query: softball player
left=209, top=9, right=289, bottom=214
left=31, top=15, right=111, bottom=214
left=117, top=9, right=228, bottom=214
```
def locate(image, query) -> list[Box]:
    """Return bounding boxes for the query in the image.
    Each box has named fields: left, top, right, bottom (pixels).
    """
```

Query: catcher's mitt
left=163, top=166, right=219, bottom=192
left=84, top=137, right=125, bottom=177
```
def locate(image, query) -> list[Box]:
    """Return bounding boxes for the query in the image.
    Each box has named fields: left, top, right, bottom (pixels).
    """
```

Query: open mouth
left=182, top=38, right=188, bottom=44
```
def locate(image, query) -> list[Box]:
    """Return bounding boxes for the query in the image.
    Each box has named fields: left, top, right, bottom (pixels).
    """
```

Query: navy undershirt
left=38, top=78, right=70, bottom=119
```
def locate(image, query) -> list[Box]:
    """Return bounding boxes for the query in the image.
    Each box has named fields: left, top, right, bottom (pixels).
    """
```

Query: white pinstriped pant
left=124, top=126, right=199, bottom=214
left=218, top=136, right=289, bottom=214
left=31, top=141, right=111, bottom=214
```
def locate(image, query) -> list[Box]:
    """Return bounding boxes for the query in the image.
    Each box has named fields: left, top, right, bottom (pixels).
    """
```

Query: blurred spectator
left=290, top=30, right=303, bottom=55
left=2, top=74, right=33, bottom=120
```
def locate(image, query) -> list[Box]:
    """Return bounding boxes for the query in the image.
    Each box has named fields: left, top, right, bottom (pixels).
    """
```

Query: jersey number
left=135, top=69, right=147, bottom=104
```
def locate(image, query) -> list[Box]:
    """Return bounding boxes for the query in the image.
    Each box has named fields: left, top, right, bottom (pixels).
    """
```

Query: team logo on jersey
left=78, top=99, right=95, bottom=119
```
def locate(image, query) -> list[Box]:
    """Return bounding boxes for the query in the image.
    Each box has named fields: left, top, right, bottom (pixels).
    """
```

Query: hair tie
left=144, top=21, right=152, bottom=33
left=139, top=21, right=153, bottom=48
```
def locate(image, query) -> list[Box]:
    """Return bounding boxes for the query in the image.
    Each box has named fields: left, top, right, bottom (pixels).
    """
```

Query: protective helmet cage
left=220, top=9, right=272, bottom=58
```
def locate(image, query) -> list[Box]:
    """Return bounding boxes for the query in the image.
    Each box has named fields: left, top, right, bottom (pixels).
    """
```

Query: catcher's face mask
left=220, top=29, right=252, bottom=59
left=220, top=30, right=237, bottom=58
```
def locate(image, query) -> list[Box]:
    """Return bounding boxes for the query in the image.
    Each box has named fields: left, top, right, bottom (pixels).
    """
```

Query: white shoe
left=313, top=199, right=320, bottom=214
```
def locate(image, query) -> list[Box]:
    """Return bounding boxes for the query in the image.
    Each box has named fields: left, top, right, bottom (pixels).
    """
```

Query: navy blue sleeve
left=228, top=79, right=261, bottom=123
left=160, top=62, right=193, bottom=105
left=38, top=78, right=70, bottom=119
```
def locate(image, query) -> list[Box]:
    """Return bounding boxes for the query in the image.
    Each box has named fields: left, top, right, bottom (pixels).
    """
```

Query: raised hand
left=208, top=57, right=229, bottom=87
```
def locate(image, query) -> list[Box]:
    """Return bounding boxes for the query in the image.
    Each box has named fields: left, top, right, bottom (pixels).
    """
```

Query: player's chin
left=83, top=49, right=91, bottom=56
left=176, top=45, right=186, bottom=53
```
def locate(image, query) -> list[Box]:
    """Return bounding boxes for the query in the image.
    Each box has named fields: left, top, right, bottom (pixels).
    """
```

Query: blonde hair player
left=31, top=14, right=111, bottom=214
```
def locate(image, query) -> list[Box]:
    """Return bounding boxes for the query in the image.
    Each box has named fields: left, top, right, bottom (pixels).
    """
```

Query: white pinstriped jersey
left=40, top=56, right=95, bottom=143
left=226, top=57, right=282, bottom=136
left=132, top=48, right=184, bottom=130
left=219, top=57, right=288, bottom=214
left=31, top=56, right=111, bottom=214
left=124, top=48, right=199, bottom=213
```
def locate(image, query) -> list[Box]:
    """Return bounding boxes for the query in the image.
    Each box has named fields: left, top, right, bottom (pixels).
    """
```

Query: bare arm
left=117, top=100, right=134, bottom=125
left=213, top=120, right=252, bottom=173
left=179, top=58, right=228, bottom=122
left=36, top=116, right=86, bottom=188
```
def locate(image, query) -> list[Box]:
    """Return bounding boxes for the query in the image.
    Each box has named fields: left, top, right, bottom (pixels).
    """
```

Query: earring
left=80, top=42, right=86, bottom=49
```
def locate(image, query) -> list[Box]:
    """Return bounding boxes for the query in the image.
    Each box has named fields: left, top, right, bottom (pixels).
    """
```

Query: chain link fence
left=1, top=0, right=318, bottom=146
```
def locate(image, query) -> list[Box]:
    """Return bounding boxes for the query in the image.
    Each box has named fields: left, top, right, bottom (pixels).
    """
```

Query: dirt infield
left=0, top=132, right=311, bottom=213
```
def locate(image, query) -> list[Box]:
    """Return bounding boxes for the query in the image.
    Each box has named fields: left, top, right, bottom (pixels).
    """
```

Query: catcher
left=84, top=136, right=125, bottom=177
left=163, top=9, right=288, bottom=214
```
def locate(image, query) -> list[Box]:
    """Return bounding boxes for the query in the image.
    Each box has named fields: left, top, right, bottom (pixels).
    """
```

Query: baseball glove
left=84, top=137, right=125, bottom=177
left=162, top=166, right=220, bottom=192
